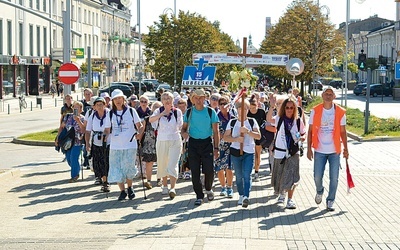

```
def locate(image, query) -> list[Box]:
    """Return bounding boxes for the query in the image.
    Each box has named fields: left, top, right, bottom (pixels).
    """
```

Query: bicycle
left=19, top=94, right=27, bottom=109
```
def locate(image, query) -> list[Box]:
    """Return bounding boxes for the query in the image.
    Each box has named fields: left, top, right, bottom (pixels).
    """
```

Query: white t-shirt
left=226, top=118, right=259, bottom=154
left=104, top=107, right=141, bottom=150
left=308, top=106, right=346, bottom=154
left=86, top=109, right=111, bottom=147
left=150, top=108, right=183, bottom=141
left=273, top=116, right=306, bottom=159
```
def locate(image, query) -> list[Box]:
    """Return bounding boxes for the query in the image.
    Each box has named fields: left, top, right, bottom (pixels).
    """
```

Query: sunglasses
left=219, top=103, right=227, bottom=106
left=211, top=97, right=219, bottom=101
left=140, top=100, right=148, bottom=103
left=285, top=106, right=295, bottom=110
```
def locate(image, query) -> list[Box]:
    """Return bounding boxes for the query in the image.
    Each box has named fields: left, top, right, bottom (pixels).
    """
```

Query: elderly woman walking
left=149, top=92, right=183, bottom=199
left=105, top=89, right=143, bottom=201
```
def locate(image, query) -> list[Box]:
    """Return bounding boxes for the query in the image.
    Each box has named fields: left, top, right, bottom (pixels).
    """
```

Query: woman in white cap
left=85, top=97, right=111, bottom=192
left=104, top=89, right=143, bottom=200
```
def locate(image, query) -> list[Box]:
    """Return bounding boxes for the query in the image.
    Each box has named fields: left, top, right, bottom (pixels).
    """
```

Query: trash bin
left=36, top=96, right=42, bottom=107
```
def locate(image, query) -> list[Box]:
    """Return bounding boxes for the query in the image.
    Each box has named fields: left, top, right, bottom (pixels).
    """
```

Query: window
left=29, top=0, right=32, bottom=8
left=52, top=29, right=56, bottom=47
left=37, top=26, right=40, bottom=56
left=19, top=23, right=23, bottom=55
left=29, top=25, right=33, bottom=56
left=7, top=20, right=12, bottom=55
left=88, top=11, right=90, bottom=24
left=84, top=10, right=86, bottom=23
left=42, top=0, right=46, bottom=11
left=78, top=7, right=81, bottom=22
left=43, top=27, right=47, bottom=55
left=0, top=20, right=3, bottom=55
left=19, top=0, right=23, bottom=6
left=36, top=0, right=39, bottom=10
left=96, top=13, right=98, bottom=26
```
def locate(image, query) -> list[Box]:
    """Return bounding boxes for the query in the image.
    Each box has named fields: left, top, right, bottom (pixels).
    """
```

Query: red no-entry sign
left=58, top=63, right=80, bottom=85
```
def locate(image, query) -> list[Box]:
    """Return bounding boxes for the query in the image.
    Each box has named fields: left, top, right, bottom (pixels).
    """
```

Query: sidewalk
left=0, top=139, right=400, bottom=249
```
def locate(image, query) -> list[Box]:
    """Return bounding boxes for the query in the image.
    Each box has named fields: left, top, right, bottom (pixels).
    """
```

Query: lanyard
left=114, top=107, right=127, bottom=131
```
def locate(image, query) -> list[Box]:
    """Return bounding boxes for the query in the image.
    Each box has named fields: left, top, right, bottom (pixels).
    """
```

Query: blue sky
left=131, top=0, right=397, bottom=48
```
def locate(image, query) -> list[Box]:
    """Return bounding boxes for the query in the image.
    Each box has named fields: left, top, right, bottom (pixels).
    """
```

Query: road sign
left=396, top=63, right=400, bottom=80
left=58, top=63, right=80, bottom=85
left=192, top=53, right=288, bottom=66
left=182, top=58, right=216, bottom=87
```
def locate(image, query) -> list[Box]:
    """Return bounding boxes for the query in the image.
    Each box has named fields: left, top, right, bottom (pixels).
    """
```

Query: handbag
left=230, top=147, right=242, bottom=157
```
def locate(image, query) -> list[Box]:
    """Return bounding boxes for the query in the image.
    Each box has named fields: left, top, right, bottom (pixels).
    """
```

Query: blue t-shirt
left=183, top=106, right=219, bottom=139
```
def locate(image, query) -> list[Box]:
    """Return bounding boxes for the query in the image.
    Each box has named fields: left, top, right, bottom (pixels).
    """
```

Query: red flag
left=346, top=159, right=355, bottom=194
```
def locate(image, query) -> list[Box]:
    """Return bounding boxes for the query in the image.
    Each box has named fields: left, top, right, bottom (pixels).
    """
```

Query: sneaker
left=157, top=179, right=162, bottom=187
left=326, top=200, right=335, bottom=211
left=286, top=199, right=297, bottom=209
left=206, top=190, right=214, bottom=201
left=101, top=182, right=110, bottom=192
left=227, top=188, right=234, bottom=198
left=94, top=177, right=102, bottom=185
left=254, top=173, right=260, bottom=182
left=118, top=190, right=127, bottom=200
left=277, top=194, right=285, bottom=204
left=68, top=176, right=79, bottom=183
left=238, top=195, right=244, bottom=205
left=315, top=193, right=323, bottom=205
left=161, top=186, right=169, bottom=195
left=127, top=187, right=135, bottom=200
left=194, top=198, right=203, bottom=206
left=169, top=188, right=176, bottom=199
left=178, top=173, right=184, bottom=179
left=220, top=187, right=227, bottom=196
left=144, top=181, right=153, bottom=190
left=184, top=171, right=191, bottom=180
left=242, top=196, right=249, bottom=208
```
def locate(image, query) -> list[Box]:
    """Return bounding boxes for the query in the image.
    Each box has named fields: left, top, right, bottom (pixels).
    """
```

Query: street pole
left=87, top=46, right=92, bottom=88
left=344, top=0, right=349, bottom=107
left=62, top=0, right=72, bottom=95
left=138, top=0, right=142, bottom=96
left=364, top=68, right=371, bottom=135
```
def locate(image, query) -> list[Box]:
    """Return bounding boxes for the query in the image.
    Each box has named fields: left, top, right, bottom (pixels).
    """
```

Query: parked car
left=111, top=82, right=135, bottom=94
left=329, top=80, right=344, bottom=89
left=361, top=84, right=392, bottom=97
left=143, top=79, right=160, bottom=90
left=130, top=81, right=148, bottom=96
left=99, top=84, right=132, bottom=98
left=2, top=81, right=13, bottom=95
left=155, top=83, right=172, bottom=99
left=353, top=83, right=367, bottom=96
left=311, top=81, right=323, bottom=90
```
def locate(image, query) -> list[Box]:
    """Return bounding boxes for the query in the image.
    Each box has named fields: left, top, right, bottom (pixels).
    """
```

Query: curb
left=12, top=137, right=54, bottom=147
left=0, top=168, right=21, bottom=180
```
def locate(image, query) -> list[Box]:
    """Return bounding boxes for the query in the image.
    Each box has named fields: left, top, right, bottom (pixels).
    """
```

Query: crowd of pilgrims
left=55, top=86, right=306, bottom=209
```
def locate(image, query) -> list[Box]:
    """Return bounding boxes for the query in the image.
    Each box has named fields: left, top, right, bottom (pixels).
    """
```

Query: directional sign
left=182, top=58, right=216, bottom=87
left=396, top=62, right=400, bottom=80
left=58, top=63, right=80, bottom=85
left=192, top=53, right=289, bottom=66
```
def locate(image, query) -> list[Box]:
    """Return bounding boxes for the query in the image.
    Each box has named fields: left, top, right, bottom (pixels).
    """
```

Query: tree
left=144, top=11, right=238, bottom=90
left=258, top=0, right=345, bottom=92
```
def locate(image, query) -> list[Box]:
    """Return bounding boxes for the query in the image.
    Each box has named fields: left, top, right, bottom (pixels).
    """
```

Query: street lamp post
left=330, top=47, right=345, bottom=106
left=163, top=7, right=177, bottom=91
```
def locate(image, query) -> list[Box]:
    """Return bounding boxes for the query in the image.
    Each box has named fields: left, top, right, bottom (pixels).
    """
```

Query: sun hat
left=111, top=89, right=126, bottom=100
left=129, top=94, right=138, bottom=101
left=322, top=86, right=335, bottom=94
left=88, top=96, right=98, bottom=106
left=93, top=97, right=105, bottom=105
left=100, top=92, right=110, bottom=99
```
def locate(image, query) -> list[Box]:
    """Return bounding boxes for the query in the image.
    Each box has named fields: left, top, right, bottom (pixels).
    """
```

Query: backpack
left=273, top=117, right=301, bottom=156
left=58, top=125, right=76, bottom=153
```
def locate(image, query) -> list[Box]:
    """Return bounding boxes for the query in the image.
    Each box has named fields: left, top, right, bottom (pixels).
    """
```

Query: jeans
left=231, top=152, right=254, bottom=198
left=65, top=145, right=81, bottom=178
left=313, top=151, right=340, bottom=202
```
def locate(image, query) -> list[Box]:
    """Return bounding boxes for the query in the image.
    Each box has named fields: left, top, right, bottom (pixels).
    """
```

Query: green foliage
left=305, top=97, right=400, bottom=137
left=258, top=0, right=345, bottom=83
left=19, top=129, right=58, bottom=142
left=143, top=11, right=238, bottom=89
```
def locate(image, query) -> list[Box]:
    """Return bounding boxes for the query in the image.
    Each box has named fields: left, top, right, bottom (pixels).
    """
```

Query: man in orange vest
left=307, top=86, right=349, bottom=211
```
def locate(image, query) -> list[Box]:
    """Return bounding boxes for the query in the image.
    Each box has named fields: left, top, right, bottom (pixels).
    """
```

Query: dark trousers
left=188, top=137, right=214, bottom=199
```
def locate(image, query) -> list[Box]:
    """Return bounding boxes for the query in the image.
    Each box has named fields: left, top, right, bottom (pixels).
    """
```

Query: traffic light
left=358, top=53, right=367, bottom=71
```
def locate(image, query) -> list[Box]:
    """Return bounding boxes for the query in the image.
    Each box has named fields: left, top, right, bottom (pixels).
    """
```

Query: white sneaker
left=169, top=188, right=176, bottom=199
left=161, top=186, right=168, bottom=195
left=206, top=190, right=214, bottom=201
left=277, top=194, right=285, bottom=204
left=238, top=195, right=244, bottom=205
left=315, top=193, right=323, bottom=204
left=242, top=196, right=249, bottom=208
left=253, top=173, right=260, bottom=182
left=286, top=199, right=297, bottom=209
left=327, top=200, right=335, bottom=211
